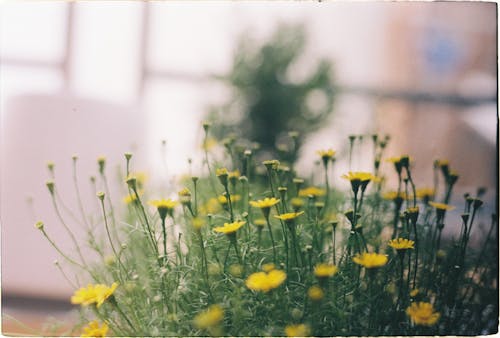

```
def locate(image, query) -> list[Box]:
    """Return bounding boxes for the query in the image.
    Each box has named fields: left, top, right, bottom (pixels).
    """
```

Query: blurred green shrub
left=208, top=24, right=335, bottom=164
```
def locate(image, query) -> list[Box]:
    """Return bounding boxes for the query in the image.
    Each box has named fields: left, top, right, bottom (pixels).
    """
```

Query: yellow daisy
left=193, top=304, right=224, bottom=330
left=298, top=186, right=326, bottom=197
left=274, top=211, right=305, bottom=222
left=406, top=302, right=440, bottom=326
left=388, top=238, right=415, bottom=251
left=428, top=201, right=455, bottom=211
left=81, top=321, right=109, bottom=337
left=71, top=282, right=118, bottom=308
left=313, top=263, right=339, bottom=278
left=213, top=221, right=246, bottom=235
left=249, top=197, right=280, bottom=209
left=245, top=269, right=287, bottom=293
left=285, top=323, right=311, bottom=337
left=352, top=252, right=388, bottom=269
left=317, top=149, right=336, bottom=160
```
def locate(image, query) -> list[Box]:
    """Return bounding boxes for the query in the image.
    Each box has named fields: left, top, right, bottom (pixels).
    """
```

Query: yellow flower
left=193, top=304, right=224, bottom=330
left=149, top=198, right=178, bottom=210
left=274, top=211, right=304, bottom=222
left=228, top=169, right=240, bottom=179
left=416, top=188, right=435, bottom=200
left=253, top=218, right=267, bottom=228
left=229, top=264, right=243, bottom=278
left=218, top=194, right=241, bottom=205
left=192, top=217, right=205, bottom=231
left=428, top=201, right=455, bottom=211
left=213, top=221, right=246, bottom=235
left=261, top=263, right=276, bottom=272
left=262, top=159, right=280, bottom=170
left=249, top=197, right=280, bottom=209
left=245, top=269, right=287, bottom=293
left=382, top=191, right=407, bottom=201
left=436, top=159, right=449, bottom=167
left=199, top=197, right=221, bottom=215
left=313, top=263, right=338, bottom=278
left=308, top=285, right=324, bottom=301
left=341, top=171, right=374, bottom=182
left=298, top=186, right=326, bottom=197
left=353, top=253, right=388, bottom=269
left=215, top=167, right=228, bottom=177
left=406, top=302, right=440, bottom=326
left=130, top=171, right=148, bottom=189
left=81, top=320, right=109, bottom=337
left=388, top=238, right=415, bottom=251
left=123, top=193, right=137, bottom=204
left=317, top=149, right=336, bottom=160
left=202, top=137, right=217, bottom=151
left=285, top=323, right=310, bottom=337
left=290, top=197, right=305, bottom=209
left=71, top=282, right=118, bottom=308
left=123, top=189, right=144, bottom=204
left=410, top=288, right=419, bottom=297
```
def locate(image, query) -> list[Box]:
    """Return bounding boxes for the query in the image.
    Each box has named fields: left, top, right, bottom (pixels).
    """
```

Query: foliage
left=208, top=24, right=335, bottom=164
left=36, top=124, right=498, bottom=337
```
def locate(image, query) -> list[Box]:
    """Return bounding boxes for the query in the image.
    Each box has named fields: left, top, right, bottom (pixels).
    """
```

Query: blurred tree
left=208, top=24, right=335, bottom=165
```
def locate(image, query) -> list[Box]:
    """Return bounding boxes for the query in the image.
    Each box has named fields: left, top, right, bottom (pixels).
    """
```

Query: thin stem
left=161, top=217, right=168, bottom=259
left=99, top=198, right=126, bottom=278
left=265, top=217, right=278, bottom=264
left=50, top=195, right=87, bottom=265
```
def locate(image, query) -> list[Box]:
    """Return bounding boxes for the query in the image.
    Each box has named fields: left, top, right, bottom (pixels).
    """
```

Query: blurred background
left=1, top=1, right=497, bottom=334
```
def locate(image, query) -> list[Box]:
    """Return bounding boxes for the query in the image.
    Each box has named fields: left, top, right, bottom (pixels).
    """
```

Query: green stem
left=265, top=217, right=278, bottom=264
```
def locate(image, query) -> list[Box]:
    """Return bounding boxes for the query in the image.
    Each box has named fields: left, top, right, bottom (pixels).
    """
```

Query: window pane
left=0, top=2, right=67, bottom=62
left=72, top=2, right=142, bottom=104
left=148, top=2, right=237, bottom=75
left=0, top=65, right=63, bottom=112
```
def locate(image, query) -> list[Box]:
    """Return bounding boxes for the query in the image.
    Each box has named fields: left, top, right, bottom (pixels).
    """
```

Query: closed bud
left=35, top=221, right=44, bottom=230
left=46, top=180, right=55, bottom=195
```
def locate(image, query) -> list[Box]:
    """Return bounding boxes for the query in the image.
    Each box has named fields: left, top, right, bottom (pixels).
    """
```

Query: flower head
left=253, top=218, right=267, bottom=228
left=342, top=171, right=374, bottom=193
left=215, top=167, right=228, bottom=177
left=261, top=263, right=276, bottom=272
left=342, top=171, right=374, bottom=182
left=228, top=169, right=240, bottom=179
left=416, top=188, right=435, bottom=201
left=317, top=149, right=336, bottom=162
left=382, top=191, right=407, bottom=201
left=245, top=269, right=287, bottom=293
left=192, top=217, right=205, bottom=231
left=193, top=304, right=224, bottom=330
left=428, top=201, right=455, bottom=211
left=285, top=323, right=310, bottom=337
left=388, top=238, right=415, bottom=251
left=213, top=221, right=245, bottom=235
left=298, top=186, right=326, bottom=197
left=199, top=197, right=221, bottom=215
left=178, top=188, right=191, bottom=204
left=249, top=197, right=280, bottom=209
left=81, top=321, right=109, bottom=337
left=262, top=159, right=280, bottom=170
left=218, top=194, right=241, bottom=205
left=353, top=252, right=388, bottom=269
left=290, top=197, right=305, bottom=211
left=149, top=198, right=178, bottom=219
left=314, top=263, right=338, bottom=278
left=406, top=302, right=440, bottom=326
left=274, top=211, right=304, bottom=222
left=308, top=285, right=325, bottom=301
left=71, top=282, right=118, bottom=308
left=149, top=198, right=177, bottom=210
